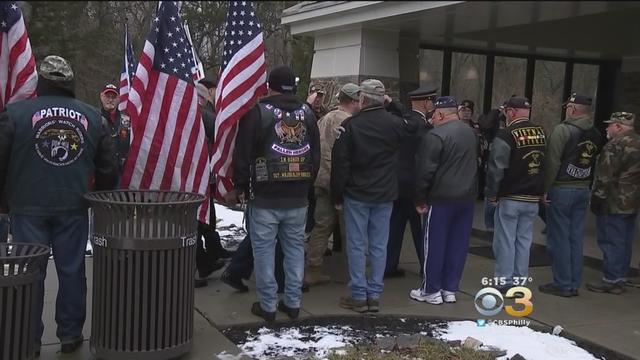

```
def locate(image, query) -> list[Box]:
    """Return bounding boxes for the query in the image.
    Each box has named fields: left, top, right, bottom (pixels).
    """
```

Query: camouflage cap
left=39, top=55, right=74, bottom=82
left=360, top=79, right=385, bottom=96
left=604, top=111, right=635, bottom=126
left=309, top=83, right=325, bottom=94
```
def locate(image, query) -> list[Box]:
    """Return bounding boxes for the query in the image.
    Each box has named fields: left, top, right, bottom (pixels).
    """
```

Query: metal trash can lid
left=84, top=190, right=205, bottom=206
left=0, top=242, right=50, bottom=276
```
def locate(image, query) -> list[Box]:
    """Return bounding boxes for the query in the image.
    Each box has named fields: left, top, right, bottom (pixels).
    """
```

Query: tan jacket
left=315, top=108, right=351, bottom=190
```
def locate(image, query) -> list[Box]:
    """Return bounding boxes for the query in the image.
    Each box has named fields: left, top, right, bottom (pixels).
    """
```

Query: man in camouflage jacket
left=587, top=112, right=640, bottom=295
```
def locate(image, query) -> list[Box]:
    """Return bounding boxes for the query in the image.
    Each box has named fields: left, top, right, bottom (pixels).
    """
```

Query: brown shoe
left=339, top=296, right=368, bottom=313
left=304, top=267, right=331, bottom=286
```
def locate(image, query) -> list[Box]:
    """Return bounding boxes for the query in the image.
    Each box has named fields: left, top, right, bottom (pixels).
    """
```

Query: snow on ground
left=215, top=203, right=245, bottom=229
left=435, top=321, right=598, bottom=360
left=233, top=326, right=358, bottom=359
left=223, top=321, right=600, bottom=360
left=215, top=203, right=246, bottom=251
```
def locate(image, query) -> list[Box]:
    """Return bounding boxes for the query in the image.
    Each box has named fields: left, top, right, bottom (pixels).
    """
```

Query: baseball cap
left=339, top=83, right=360, bottom=101
left=39, top=55, right=74, bottom=82
left=434, top=96, right=458, bottom=109
left=309, top=83, right=325, bottom=94
left=502, top=97, right=531, bottom=109
left=360, top=79, right=385, bottom=96
left=603, top=111, right=635, bottom=126
left=563, top=93, right=592, bottom=106
left=101, top=84, right=118, bottom=96
left=267, top=65, right=296, bottom=94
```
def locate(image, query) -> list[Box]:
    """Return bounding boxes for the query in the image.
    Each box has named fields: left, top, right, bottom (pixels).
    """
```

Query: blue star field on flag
left=149, top=1, right=196, bottom=83
left=221, top=1, right=262, bottom=69
left=0, top=3, right=21, bottom=33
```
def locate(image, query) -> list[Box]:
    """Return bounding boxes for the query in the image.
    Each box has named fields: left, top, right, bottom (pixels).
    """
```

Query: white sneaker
left=410, top=289, right=443, bottom=304
left=442, top=290, right=456, bottom=303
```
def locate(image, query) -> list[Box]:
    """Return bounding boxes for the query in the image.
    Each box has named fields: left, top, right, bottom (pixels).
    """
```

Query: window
left=419, top=49, right=443, bottom=89
left=531, top=60, right=565, bottom=132
left=571, top=63, right=599, bottom=116
left=449, top=52, right=486, bottom=112
left=492, top=56, right=527, bottom=109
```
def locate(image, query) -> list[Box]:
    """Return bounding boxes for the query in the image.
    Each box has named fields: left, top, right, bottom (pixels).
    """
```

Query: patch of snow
left=215, top=203, right=246, bottom=251
left=436, top=321, right=597, bottom=360
left=215, top=351, right=243, bottom=360
left=215, top=203, right=245, bottom=228
left=237, top=325, right=358, bottom=359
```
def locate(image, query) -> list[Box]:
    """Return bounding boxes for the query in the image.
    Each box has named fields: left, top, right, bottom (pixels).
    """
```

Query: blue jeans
left=484, top=199, right=496, bottom=230
left=344, top=196, right=393, bottom=301
left=249, top=204, right=307, bottom=312
left=596, top=213, right=638, bottom=283
left=493, top=199, right=538, bottom=284
left=0, top=214, right=9, bottom=242
left=11, top=213, right=88, bottom=345
left=546, top=187, right=590, bottom=290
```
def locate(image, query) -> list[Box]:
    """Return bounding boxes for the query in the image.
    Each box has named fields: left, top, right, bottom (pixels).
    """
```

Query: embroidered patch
left=271, top=143, right=310, bottom=156
left=274, top=119, right=307, bottom=145
left=510, top=127, right=546, bottom=148
left=523, top=150, right=544, bottom=175
left=34, top=118, right=86, bottom=167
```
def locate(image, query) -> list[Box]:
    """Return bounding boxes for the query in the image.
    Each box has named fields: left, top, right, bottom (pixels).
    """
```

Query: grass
left=326, top=341, right=497, bottom=360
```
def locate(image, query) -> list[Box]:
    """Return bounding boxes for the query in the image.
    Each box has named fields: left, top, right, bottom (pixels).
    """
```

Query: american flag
left=0, top=2, right=37, bottom=112
left=212, top=1, right=267, bottom=199
left=121, top=1, right=211, bottom=222
left=118, top=25, right=137, bottom=112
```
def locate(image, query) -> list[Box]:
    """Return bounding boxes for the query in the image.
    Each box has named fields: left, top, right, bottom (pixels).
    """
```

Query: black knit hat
left=267, top=65, right=296, bottom=94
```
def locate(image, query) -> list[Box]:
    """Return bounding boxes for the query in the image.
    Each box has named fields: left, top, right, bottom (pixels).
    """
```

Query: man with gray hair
left=410, top=96, right=478, bottom=305
left=331, top=79, right=419, bottom=313
left=539, top=93, right=602, bottom=297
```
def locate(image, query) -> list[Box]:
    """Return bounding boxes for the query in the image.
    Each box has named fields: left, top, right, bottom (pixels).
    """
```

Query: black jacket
left=100, top=107, right=130, bottom=175
left=331, top=103, right=420, bottom=204
left=202, top=101, right=215, bottom=144
left=391, top=106, right=431, bottom=199
left=232, top=94, right=320, bottom=209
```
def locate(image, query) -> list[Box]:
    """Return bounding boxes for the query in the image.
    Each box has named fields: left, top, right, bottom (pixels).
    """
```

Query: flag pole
left=184, top=22, right=204, bottom=81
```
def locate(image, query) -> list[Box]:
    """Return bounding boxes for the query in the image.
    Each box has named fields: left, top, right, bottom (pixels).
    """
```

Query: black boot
left=251, top=302, right=276, bottom=323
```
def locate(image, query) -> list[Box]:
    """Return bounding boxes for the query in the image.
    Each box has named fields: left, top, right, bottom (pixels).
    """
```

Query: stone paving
left=37, top=202, right=640, bottom=359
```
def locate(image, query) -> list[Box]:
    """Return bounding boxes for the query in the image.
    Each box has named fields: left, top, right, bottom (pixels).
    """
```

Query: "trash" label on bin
left=93, top=235, right=108, bottom=248
left=181, top=235, right=197, bottom=247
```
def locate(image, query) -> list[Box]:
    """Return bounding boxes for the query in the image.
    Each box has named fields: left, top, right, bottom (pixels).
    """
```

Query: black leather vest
left=556, top=123, right=602, bottom=183
left=255, top=103, right=314, bottom=183
left=497, top=120, right=547, bottom=200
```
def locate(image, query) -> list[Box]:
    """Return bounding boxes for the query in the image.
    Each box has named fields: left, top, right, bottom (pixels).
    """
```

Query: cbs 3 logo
left=474, top=287, right=533, bottom=317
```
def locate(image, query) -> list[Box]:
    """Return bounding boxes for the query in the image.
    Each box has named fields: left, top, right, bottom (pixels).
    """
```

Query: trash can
left=85, top=190, right=205, bottom=360
left=0, top=242, right=50, bottom=360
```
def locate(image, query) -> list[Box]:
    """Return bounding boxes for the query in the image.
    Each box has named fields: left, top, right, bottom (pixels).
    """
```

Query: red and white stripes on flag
left=0, top=2, right=37, bottom=112
left=120, top=1, right=211, bottom=223
left=212, top=1, right=267, bottom=200
left=118, top=25, right=136, bottom=112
